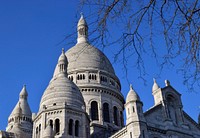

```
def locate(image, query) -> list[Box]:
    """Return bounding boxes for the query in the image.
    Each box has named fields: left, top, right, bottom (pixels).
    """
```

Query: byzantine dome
left=40, top=50, right=85, bottom=111
left=53, top=15, right=115, bottom=77
left=53, top=43, right=115, bottom=76
left=66, top=42, right=115, bottom=74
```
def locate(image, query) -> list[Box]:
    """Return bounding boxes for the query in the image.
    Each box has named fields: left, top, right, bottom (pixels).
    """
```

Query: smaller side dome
left=40, top=49, right=85, bottom=111
left=126, top=84, right=140, bottom=103
left=152, top=78, right=160, bottom=92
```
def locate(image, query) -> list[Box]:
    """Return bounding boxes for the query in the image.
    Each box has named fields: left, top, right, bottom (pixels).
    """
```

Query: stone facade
left=111, top=81, right=200, bottom=138
left=1, top=15, right=200, bottom=138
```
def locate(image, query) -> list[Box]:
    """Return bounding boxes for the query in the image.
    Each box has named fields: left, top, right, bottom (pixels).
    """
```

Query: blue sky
left=0, top=1, right=199, bottom=130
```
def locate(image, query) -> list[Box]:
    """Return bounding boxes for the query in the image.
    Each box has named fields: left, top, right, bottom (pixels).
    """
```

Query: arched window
left=83, top=74, right=85, bottom=80
left=68, top=119, right=73, bottom=135
left=75, top=120, right=79, bottom=137
left=39, top=124, right=41, bottom=137
left=103, top=103, right=110, bottom=122
left=91, top=101, right=99, bottom=120
left=132, top=106, right=135, bottom=112
left=113, top=106, right=118, bottom=126
left=36, top=127, right=38, bottom=138
left=89, top=74, right=91, bottom=79
left=55, top=119, right=60, bottom=134
left=166, top=95, right=177, bottom=122
left=49, top=120, right=53, bottom=128
left=100, top=76, right=103, bottom=81
left=80, top=74, right=82, bottom=80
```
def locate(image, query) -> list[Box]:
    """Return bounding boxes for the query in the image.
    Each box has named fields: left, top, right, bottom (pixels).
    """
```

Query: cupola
left=58, top=48, right=68, bottom=75
left=126, top=84, right=140, bottom=103
left=77, top=14, right=88, bottom=43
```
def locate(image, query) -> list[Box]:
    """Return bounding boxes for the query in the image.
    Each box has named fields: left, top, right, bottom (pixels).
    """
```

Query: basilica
left=1, top=15, right=200, bottom=138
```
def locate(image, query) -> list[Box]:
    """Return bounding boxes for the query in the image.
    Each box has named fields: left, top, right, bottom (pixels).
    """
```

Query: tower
left=125, top=84, right=148, bottom=138
left=152, top=79, right=185, bottom=125
left=77, top=14, right=88, bottom=43
left=53, top=15, right=125, bottom=137
left=6, top=85, right=33, bottom=138
left=32, top=49, right=90, bottom=138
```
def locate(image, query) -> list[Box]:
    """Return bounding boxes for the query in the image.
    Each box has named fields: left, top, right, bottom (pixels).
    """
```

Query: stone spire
left=6, top=85, right=32, bottom=137
left=77, top=14, right=88, bottom=43
left=20, top=85, right=28, bottom=100
left=152, top=78, right=160, bottom=92
left=8, top=85, right=32, bottom=118
left=58, top=48, right=68, bottom=75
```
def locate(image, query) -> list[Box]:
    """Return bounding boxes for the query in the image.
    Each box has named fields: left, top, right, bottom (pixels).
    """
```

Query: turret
left=6, top=85, right=32, bottom=138
left=58, top=48, right=68, bottom=74
left=77, top=14, right=88, bottom=43
left=152, top=78, right=163, bottom=105
left=53, top=48, right=68, bottom=78
left=125, top=84, right=148, bottom=138
left=125, top=84, right=144, bottom=124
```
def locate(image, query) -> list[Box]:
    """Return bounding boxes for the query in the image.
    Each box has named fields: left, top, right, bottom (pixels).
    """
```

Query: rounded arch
left=113, top=106, right=118, bottom=126
left=91, top=101, right=99, bottom=120
left=103, top=102, right=110, bottom=123
left=165, top=92, right=180, bottom=105
left=68, top=119, right=73, bottom=136
left=48, top=119, right=53, bottom=128
left=75, top=120, right=79, bottom=137
left=165, top=94, right=178, bottom=122
left=55, top=118, right=60, bottom=135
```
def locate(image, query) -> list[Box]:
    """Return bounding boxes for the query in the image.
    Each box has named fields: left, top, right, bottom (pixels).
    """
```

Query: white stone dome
left=126, top=84, right=140, bottom=103
left=67, top=42, right=115, bottom=74
left=53, top=42, right=115, bottom=77
left=40, top=50, right=85, bottom=111
left=40, top=75, right=84, bottom=111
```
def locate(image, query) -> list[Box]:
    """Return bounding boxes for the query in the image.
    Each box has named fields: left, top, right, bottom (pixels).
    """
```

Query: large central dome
left=66, top=42, right=115, bottom=74
left=53, top=15, right=116, bottom=78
